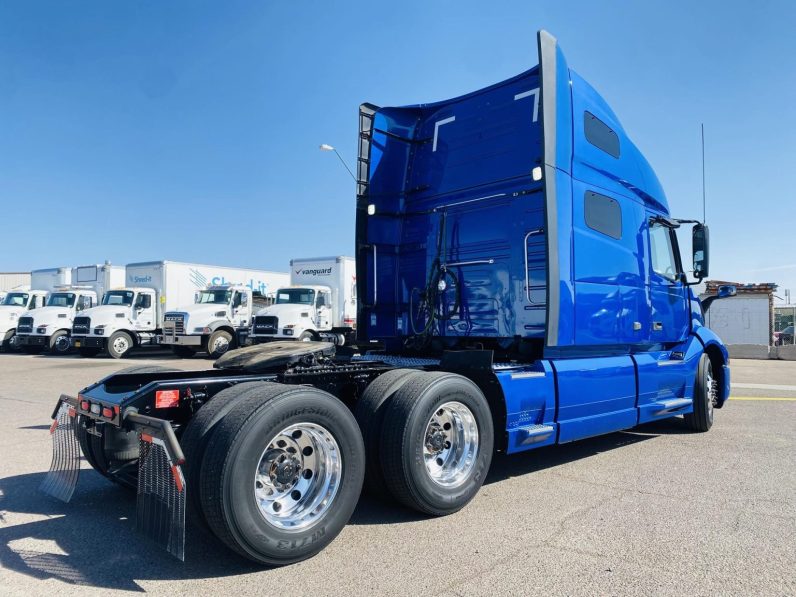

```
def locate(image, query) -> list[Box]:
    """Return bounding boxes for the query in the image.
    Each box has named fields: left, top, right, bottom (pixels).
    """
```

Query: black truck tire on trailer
left=354, top=368, right=424, bottom=498
left=379, top=371, right=494, bottom=516
left=684, top=353, right=714, bottom=432
left=200, top=383, right=365, bottom=565
left=181, top=381, right=280, bottom=531
left=77, top=366, right=180, bottom=488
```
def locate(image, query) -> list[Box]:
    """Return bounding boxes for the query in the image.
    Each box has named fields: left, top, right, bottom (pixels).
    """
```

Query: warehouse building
left=0, top=272, right=31, bottom=292
left=701, top=281, right=777, bottom=347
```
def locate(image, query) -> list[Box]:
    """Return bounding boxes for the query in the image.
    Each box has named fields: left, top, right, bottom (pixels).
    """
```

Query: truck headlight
left=37, top=326, right=48, bottom=334
left=283, top=328, right=294, bottom=336
left=194, top=327, right=211, bottom=334
left=94, top=326, right=105, bottom=335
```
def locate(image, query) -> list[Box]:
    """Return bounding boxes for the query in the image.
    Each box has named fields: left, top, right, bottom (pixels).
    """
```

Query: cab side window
left=136, top=294, right=152, bottom=309
left=76, top=296, right=93, bottom=312
left=649, top=223, right=678, bottom=282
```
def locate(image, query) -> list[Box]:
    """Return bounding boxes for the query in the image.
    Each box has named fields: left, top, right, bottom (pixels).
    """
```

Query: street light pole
left=320, top=144, right=356, bottom=182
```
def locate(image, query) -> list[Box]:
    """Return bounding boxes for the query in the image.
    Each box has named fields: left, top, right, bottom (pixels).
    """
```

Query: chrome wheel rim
left=212, top=336, right=230, bottom=353
left=113, top=336, right=129, bottom=354
left=423, top=401, right=479, bottom=488
left=254, top=422, right=342, bottom=531
left=706, top=363, right=716, bottom=423
left=55, top=335, right=70, bottom=352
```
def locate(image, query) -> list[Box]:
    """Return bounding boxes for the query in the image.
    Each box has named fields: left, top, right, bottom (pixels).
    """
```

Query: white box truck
left=16, top=263, right=124, bottom=355
left=71, top=261, right=286, bottom=359
left=249, top=256, right=356, bottom=344
left=0, top=286, right=49, bottom=351
left=154, top=262, right=289, bottom=358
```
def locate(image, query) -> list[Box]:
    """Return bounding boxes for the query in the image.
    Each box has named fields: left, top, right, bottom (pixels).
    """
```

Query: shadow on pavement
left=0, top=471, right=259, bottom=591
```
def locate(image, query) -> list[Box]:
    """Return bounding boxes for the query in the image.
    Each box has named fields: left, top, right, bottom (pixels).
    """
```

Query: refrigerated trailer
left=41, top=31, right=733, bottom=566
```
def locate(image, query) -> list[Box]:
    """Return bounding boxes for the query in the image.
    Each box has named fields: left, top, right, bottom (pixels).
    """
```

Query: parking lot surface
left=0, top=352, right=794, bottom=596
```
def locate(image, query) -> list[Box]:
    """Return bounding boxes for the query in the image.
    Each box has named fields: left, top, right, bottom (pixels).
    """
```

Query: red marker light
left=80, top=400, right=90, bottom=411
left=155, top=389, right=180, bottom=409
left=102, top=407, right=113, bottom=418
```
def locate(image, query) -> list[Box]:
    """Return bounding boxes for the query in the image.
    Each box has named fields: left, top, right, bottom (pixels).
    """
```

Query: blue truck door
left=647, top=218, right=689, bottom=344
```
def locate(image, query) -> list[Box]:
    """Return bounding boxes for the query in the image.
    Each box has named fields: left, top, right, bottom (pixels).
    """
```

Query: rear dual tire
left=194, top=383, right=365, bottom=566
left=356, top=369, right=494, bottom=516
left=378, top=371, right=494, bottom=516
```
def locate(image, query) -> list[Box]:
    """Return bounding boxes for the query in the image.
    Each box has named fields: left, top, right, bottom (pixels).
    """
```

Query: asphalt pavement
left=0, top=351, right=794, bottom=596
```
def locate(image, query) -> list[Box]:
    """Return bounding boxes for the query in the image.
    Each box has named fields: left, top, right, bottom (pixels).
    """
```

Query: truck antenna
left=701, top=123, right=706, bottom=224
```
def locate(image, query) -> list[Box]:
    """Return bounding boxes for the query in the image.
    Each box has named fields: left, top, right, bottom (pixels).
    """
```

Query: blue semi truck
left=41, top=31, right=733, bottom=565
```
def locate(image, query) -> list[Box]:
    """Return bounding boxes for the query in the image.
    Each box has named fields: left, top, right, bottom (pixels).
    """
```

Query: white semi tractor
left=16, top=263, right=124, bottom=355
left=249, top=256, right=356, bottom=344
left=153, top=262, right=289, bottom=358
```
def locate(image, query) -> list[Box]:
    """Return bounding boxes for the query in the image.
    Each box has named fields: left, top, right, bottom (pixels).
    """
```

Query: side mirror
left=240, top=293, right=249, bottom=305
left=692, top=224, right=710, bottom=279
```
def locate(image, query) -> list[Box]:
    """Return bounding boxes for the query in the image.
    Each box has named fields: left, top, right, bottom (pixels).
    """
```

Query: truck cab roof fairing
left=356, top=30, right=672, bottom=356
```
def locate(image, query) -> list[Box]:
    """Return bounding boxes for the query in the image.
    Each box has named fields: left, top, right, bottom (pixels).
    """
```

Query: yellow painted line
left=730, top=396, right=796, bottom=401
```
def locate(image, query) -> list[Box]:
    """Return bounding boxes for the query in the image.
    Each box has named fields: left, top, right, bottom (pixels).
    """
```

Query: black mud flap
left=136, top=434, right=186, bottom=561
left=40, top=401, right=81, bottom=502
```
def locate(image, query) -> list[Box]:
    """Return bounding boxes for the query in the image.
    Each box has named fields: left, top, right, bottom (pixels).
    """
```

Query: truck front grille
left=73, top=316, right=91, bottom=335
left=17, top=316, right=33, bottom=334
left=163, top=313, right=185, bottom=336
left=253, top=316, right=278, bottom=334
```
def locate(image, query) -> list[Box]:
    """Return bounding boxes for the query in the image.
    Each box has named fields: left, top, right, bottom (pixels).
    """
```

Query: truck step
left=516, top=424, right=555, bottom=446
left=652, top=398, right=693, bottom=416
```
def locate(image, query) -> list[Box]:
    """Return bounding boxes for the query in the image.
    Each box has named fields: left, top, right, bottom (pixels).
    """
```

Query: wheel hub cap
left=254, top=422, right=341, bottom=531
left=422, top=401, right=479, bottom=488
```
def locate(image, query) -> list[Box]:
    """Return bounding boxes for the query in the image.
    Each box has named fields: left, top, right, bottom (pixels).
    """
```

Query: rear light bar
left=77, top=394, right=120, bottom=423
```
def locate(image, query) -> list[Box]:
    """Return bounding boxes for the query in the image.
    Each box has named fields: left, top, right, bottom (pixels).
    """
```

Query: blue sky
left=1, top=1, right=795, bottom=299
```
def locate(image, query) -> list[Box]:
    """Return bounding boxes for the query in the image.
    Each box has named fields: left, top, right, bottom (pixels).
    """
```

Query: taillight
left=80, top=400, right=90, bottom=411
left=102, top=407, right=113, bottom=418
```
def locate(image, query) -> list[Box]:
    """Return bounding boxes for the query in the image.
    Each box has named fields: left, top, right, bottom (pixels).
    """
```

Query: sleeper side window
left=584, top=191, right=622, bottom=240
left=649, top=223, right=678, bottom=282
left=584, top=112, right=620, bottom=158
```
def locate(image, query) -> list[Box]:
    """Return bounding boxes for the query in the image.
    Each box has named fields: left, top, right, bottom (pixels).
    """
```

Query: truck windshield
left=197, top=289, right=232, bottom=304
left=47, top=293, right=76, bottom=308
left=2, top=292, right=29, bottom=307
left=276, top=289, right=315, bottom=305
left=102, top=290, right=135, bottom=306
